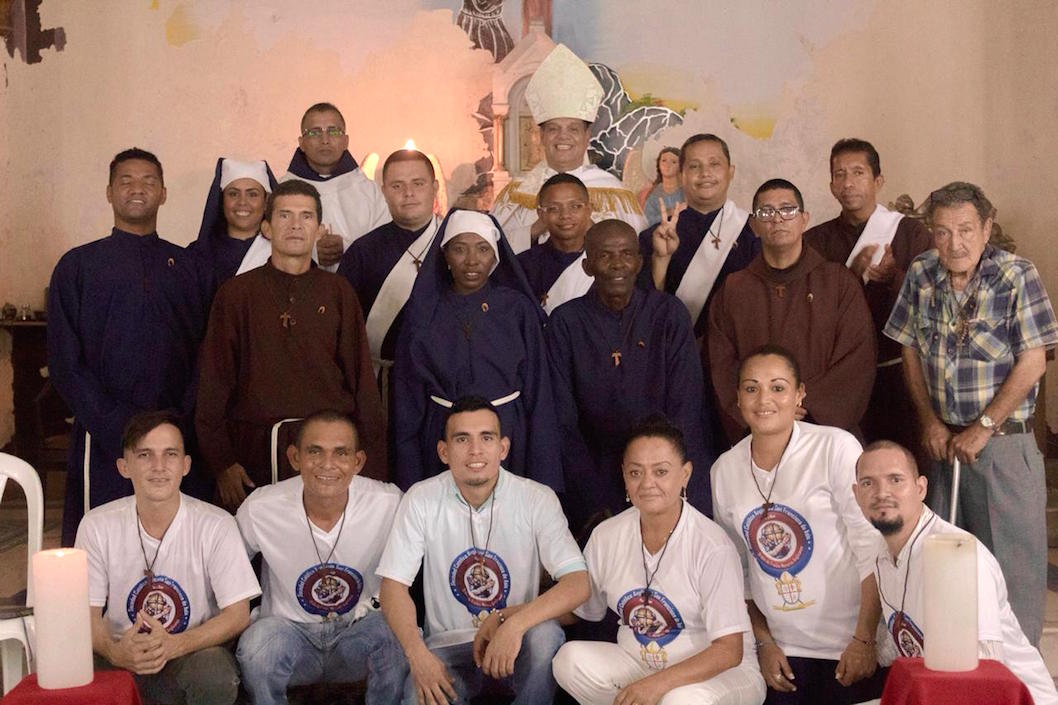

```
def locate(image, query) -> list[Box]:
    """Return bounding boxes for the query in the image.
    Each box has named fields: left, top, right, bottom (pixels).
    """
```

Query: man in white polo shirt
left=378, top=395, right=590, bottom=705
left=853, top=440, right=1058, bottom=705
left=76, top=411, right=260, bottom=705
left=235, top=410, right=406, bottom=704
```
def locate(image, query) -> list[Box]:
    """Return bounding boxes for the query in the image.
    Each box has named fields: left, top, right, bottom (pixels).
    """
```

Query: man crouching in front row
left=77, top=411, right=260, bottom=705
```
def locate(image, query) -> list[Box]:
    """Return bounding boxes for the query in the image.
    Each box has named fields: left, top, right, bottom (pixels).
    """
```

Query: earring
left=680, top=486, right=687, bottom=500
left=625, top=493, right=631, bottom=504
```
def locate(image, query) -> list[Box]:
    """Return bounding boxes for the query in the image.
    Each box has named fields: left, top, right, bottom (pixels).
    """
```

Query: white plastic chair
left=0, top=453, right=43, bottom=694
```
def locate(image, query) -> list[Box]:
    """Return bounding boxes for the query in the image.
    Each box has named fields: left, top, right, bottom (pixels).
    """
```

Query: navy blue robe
left=547, top=287, right=715, bottom=530
left=637, top=206, right=759, bottom=336
left=516, top=242, right=582, bottom=308
left=337, top=219, right=430, bottom=361
left=186, top=158, right=278, bottom=297
left=392, top=210, right=561, bottom=492
left=47, top=229, right=206, bottom=544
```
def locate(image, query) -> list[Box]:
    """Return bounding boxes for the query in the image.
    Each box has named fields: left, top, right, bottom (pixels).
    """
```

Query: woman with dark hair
left=710, top=345, right=886, bottom=705
left=391, top=209, right=561, bottom=492
left=639, top=147, right=683, bottom=227
left=554, top=414, right=766, bottom=705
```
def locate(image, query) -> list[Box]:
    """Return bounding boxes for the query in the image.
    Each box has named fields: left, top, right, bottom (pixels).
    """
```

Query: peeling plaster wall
left=1, top=0, right=1056, bottom=446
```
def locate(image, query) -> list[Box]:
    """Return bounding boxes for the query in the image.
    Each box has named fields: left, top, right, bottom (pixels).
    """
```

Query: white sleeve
left=828, top=433, right=877, bottom=580
left=532, top=487, right=587, bottom=581
left=491, top=198, right=534, bottom=254
left=206, top=515, right=262, bottom=609
left=234, top=495, right=260, bottom=559
left=74, top=517, right=109, bottom=608
left=375, top=490, right=427, bottom=586
left=710, top=462, right=752, bottom=595
left=697, top=542, right=752, bottom=642
left=573, top=530, right=608, bottom=622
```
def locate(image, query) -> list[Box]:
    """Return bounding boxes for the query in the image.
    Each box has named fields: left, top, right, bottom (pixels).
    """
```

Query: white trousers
left=553, top=641, right=766, bottom=705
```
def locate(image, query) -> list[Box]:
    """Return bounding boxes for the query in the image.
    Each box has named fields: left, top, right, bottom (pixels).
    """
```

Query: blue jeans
left=237, top=611, right=407, bottom=705
left=402, top=620, right=564, bottom=705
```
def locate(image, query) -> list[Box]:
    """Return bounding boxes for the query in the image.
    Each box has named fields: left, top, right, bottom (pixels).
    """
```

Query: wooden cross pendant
left=144, top=569, right=154, bottom=580
left=762, top=501, right=773, bottom=516
left=413, top=258, right=422, bottom=272
left=611, top=350, right=622, bottom=367
left=280, top=312, right=295, bottom=329
left=711, top=234, right=721, bottom=250
left=540, top=293, right=549, bottom=308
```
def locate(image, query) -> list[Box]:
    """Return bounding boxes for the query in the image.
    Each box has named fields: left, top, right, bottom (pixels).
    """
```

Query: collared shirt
left=884, top=245, right=1057, bottom=424
left=375, top=468, right=586, bottom=648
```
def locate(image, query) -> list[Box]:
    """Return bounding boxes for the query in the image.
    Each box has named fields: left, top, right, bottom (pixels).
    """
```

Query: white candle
left=923, top=534, right=978, bottom=671
left=31, top=548, right=94, bottom=689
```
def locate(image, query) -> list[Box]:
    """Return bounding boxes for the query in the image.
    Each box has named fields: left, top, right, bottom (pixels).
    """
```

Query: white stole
left=674, top=200, right=749, bottom=324
left=845, top=204, right=904, bottom=283
left=543, top=252, right=592, bottom=315
left=365, top=217, right=440, bottom=365
left=234, top=234, right=273, bottom=276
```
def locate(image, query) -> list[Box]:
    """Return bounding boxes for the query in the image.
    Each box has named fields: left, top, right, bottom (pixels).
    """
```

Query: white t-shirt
left=710, top=422, right=880, bottom=660
left=76, top=494, right=261, bottom=640
left=875, top=509, right=1058, bottom=705
left=237, top=475, right=402, bottom=623
left=576, top=503, right=753, bottom=672
left=376, top=468, right=586, bottom=648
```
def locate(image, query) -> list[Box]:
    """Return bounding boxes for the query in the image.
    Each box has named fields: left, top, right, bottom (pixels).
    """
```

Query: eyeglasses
left=540, top=202, right=587, bottom=216
left=752, top=205, right=801, bottom=222
left=302, top=127, right=346, bottom=139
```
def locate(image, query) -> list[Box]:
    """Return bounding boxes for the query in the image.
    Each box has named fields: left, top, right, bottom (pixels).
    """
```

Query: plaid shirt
left=884, top=245, right=1057, bottom=424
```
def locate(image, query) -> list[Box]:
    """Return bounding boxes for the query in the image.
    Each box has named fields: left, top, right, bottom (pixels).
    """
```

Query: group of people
left=43, top=41, right=1058, bottom=705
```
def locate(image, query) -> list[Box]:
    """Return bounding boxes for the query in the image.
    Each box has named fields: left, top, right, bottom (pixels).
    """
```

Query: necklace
left=951, top=276, right=982, bottom=349
left=606, top=295, right=639, bottom=368
left=640, top=500, right=683, bottom=601
left=468, top=487, right=497, bottom=567
left=748, top=433, right=793, bottom=516
left=405, top=224, right=433, bottom=271
left=303, top=494, right=349, bottom=621
left=875, top=511, right=937, bottom=641
left=264, top=268, right=298, bottom=329
left=707, top=204, right=725, bottom=250
left=136, top=507, right=174, bottom=583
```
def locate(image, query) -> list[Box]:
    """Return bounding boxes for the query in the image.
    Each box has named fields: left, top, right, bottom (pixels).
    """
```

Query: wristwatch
left=978, top=414, right=996, bottom=431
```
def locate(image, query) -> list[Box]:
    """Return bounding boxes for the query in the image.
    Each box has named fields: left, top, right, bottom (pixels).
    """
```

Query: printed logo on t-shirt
left=888, top=611, right=924, bottom=658
left=617, top=589, right=685, bottom=671
left=295, top=563, right=363, bottom=619
left=448, top=548, right=511, bottom=627
left=742, top=504, right=816, bottom=611
left=126, top=576, right=191, bottom=633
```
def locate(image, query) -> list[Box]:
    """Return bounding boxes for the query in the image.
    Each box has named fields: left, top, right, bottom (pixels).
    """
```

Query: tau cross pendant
left=280, top=312, right=295, bottom=329
left=774, top=285, right=786, bottom=299
left=762, top=501, right=773, bottom=516
left=611, top=350, right=622, bottom=367
left=540, top=293, right=549, bottom=308
left=144, top=569, right=154, bottom=581
left=413, top=257, right=422, bottom=272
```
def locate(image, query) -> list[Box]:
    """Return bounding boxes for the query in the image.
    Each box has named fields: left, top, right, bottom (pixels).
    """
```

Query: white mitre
left=525, top=44, right=604, bottom=124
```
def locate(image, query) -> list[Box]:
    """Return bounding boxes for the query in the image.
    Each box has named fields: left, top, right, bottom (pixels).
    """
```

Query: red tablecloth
left=3, top=671, right=142, bottom=705
left=880, top=657, right=1033, bottom=705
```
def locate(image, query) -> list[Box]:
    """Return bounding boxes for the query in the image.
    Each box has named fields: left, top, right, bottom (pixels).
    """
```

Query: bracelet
left=851, top=634, right=876, bottom=647
left=494, top=610, right=506, bottom=625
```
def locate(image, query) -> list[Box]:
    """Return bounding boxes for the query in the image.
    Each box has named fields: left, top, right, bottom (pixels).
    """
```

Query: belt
left=429, top=391, right=521, bottom=408
left=946, top=417, right=1033, bottom=437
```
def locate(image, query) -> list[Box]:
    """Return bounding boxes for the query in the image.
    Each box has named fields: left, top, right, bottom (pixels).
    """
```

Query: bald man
left=547, top=220, right=715, bottom=533
left=853, top=441, right=1057, bottom=705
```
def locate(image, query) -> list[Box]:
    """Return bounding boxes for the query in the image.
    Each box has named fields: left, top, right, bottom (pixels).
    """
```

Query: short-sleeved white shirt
left=576, top=503, right=752, bottom=671
left=710, top=422, right=880, bottom=659
left=237, top=475, right=402, bottom=623
left=875, top=509, right=1058, bottom=705
left=376, top=468, right=586, bottom=648
left=75, top=494, right=261, bottom=640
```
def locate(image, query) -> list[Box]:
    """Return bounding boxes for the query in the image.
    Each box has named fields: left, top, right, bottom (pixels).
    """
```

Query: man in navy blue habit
left=48, top=148, right=205, bottom=545
left=548, top=219, right=715, bottom=534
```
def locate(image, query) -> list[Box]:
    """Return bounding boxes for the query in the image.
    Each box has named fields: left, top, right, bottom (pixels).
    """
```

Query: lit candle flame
left=404, top=139, right=417, bottom=151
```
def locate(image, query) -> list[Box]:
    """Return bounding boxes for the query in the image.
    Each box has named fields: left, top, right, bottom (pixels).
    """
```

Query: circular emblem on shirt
left=889, top=611, right=925, bottom=658
left=617, top=589, right=684, bottom=648
left=449, top=549, right=511, bottom=618
left=126, top=576, right=191, bottom=633
left=741, top=504, right=814, bottom=577
left=295, top=564, right=363, bottom=618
